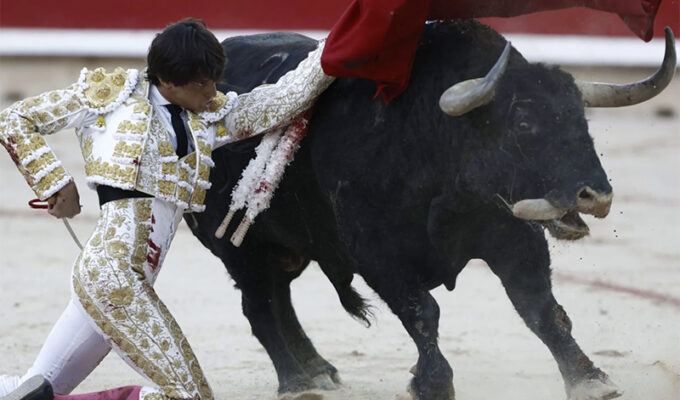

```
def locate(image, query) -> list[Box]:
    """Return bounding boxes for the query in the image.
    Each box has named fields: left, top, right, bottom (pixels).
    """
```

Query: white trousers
left=5, top=197, right=213, bottom=400
left=20, top=298, right=110, bottom=395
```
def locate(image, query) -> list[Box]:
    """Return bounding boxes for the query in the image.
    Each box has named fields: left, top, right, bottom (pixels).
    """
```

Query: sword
left=28, top=198, right=83, bottom=250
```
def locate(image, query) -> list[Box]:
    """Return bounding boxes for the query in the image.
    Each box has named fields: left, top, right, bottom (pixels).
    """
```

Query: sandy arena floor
left=0, top=58, right=678, bottom=400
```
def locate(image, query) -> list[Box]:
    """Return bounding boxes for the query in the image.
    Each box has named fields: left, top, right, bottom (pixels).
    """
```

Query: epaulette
left=76, top=67, right=139, bottom=114
left=200, top=90, right=238, bottom=123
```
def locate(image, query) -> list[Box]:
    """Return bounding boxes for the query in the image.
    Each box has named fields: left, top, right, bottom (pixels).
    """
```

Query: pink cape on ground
left=54, top=386, right=141, bottom=400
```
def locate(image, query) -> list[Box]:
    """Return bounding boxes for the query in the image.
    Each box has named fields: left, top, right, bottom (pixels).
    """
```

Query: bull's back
left=219, top=32, right=317, bottom=94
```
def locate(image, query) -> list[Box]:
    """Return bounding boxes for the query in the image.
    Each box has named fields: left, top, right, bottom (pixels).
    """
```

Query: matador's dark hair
left=146, top=18, right=226, bottom=86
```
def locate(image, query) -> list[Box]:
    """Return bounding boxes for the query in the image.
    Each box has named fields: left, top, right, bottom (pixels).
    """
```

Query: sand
left=0, top=60, right=678, bottom=400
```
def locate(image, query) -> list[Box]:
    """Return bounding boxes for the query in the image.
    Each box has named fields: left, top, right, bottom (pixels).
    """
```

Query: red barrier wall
left=0, top=0, right=677, bottom=37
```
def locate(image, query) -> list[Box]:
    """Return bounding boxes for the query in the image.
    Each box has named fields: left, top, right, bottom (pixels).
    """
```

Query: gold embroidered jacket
left=0, top=44, right=332, bottom=212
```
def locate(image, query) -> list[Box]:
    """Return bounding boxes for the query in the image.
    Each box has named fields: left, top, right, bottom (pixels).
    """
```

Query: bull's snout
left=576, top=186, right=613, bottom=218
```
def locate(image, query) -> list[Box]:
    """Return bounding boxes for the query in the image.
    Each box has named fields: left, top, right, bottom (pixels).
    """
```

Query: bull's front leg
left=371, top=280, right=455, bottom=400
left=270, top=264, right=342, bottom=390
left=481, top=216, right=621, bottom=400
left=331, top=187, right=454, bottom=399
left=353, top=244, right=454, bottom=399
left=226, top=243, right=319, bottom=394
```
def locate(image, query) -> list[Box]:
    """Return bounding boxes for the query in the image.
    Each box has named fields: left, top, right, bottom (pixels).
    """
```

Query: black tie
left=165, top=104, right=189, bottom=158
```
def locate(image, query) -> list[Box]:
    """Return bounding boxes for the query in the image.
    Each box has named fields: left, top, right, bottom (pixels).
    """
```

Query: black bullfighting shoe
left=0, top=376, right=53, bottom=400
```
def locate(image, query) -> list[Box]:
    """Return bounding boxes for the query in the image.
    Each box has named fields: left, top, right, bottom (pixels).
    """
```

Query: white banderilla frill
left=215, top=115, right=310, bottom=246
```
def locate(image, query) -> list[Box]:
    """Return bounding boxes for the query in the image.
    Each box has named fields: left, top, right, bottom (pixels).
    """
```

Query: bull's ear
left=577, top=26, right=676, bottom=108
left=439, top=42, right=511, bottom=117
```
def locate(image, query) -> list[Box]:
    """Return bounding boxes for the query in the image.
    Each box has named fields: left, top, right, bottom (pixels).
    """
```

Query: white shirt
left=149, top=84, right=195, bottom=153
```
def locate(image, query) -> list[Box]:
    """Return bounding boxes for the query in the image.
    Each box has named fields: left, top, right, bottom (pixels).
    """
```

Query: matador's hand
left=48, top=180, right=81, bottom=218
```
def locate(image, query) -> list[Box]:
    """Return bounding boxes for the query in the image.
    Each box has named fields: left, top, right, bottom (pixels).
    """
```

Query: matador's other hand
left=48, top=180, right=81, bottom=218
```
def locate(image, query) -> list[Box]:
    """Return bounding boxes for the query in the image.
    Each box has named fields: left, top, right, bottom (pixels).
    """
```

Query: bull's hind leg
left=481, top=217, right=620, bottom=400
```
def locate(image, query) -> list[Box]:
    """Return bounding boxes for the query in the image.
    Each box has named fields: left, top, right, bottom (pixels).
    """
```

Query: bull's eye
left=514, top=120, right=533, bottom=134
left=508, top=101, right=536, bottom=135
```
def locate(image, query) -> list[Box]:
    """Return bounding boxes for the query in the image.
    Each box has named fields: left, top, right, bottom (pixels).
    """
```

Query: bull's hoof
left=278, top=390, right=325, bottom=400
left=311, top=373, right=339, bottom=390
left=299, top=357, right=340, bottom=385
left=278, top=375, right=317, bottom=395
left=567, top=376, right=622, bottom=400
left=328, top=370, right=342, bottom=385
left=407, top=378, right=455, bottom=400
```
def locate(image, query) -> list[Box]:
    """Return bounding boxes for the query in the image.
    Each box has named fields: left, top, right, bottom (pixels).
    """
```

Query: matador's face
left=158, top=78, right=217, bottom=113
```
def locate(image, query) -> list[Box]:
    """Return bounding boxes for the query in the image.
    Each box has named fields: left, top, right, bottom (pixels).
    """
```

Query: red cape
left=321, top=0, right=662, bottom=102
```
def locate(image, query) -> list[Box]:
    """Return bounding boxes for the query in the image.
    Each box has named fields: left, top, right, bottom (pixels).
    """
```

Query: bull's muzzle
left=511, top=186, right=613, bottom=221
left=575, top=186, right=612, bottom=218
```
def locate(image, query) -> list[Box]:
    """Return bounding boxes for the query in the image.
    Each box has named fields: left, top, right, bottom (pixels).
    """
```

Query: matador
left=0, top=19, right=333, bottom=400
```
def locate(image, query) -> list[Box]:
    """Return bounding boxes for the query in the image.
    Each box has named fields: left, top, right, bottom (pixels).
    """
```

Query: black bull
left=185, top=20, right=675, bottom=400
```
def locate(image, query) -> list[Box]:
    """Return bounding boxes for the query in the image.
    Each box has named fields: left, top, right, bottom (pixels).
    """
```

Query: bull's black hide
left=185, top=20, right=617, bottom=399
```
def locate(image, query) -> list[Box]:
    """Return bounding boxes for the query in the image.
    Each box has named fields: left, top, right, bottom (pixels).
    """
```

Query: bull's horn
left=512, top=198, right=566, bottom=220
left=439, top=42, right=511, bottom=116
left=577, top=26, right=677, bottom=107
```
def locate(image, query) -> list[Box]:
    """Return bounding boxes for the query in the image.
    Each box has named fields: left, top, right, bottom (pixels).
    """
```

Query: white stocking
left=20, top=298, right=111, bottom=395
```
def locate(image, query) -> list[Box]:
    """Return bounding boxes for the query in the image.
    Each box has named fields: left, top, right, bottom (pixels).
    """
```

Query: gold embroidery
left=224, top=44, right=332, bottom=140
left=81, top=136, right=93, bottom=158
left=113, top=141, right=142, bottom=159
left=34, top=167, right=67, bottom=193
left=158, top=141, right=175, bottom=157
left=25, top=152, right=57, bottom=175
left=183, top=153, right=196, bottom=165
left=104, top=227, right=117, bottom=240
left=157, top=180, right=176, bottom=196
left=207, top=92, right=227, bottom=113
left=51, top=106, right=67, bottom=117
left=107, top=240, right=129, bottom=259
left=15, top=136, right=48, bottom=159
left=87, top=268, right=100, bottom=282
left=109, top=287, right=135, bottom=306
left=189, top=119, right=205, bottom=132
left=83, top=67, right=128, bottom=108
left=66, top=101, right=80, bottom=112
left=198, top=164, right=210, bottom=181
left=72, top=198, right=212, bottom=400
left=112, top=72, right=126, bottom=86
left=192, top=188, right=207, bottom=205
left=95, top=115, right=106, bottom=128
left=36, top=112, right=53, bottom=124
left=177, top=187, right=191, bottom=203
left=117, top=120, right=146, bottom=135
left=90, top=233, right=102, bottom=247
left=90, top=68, right=105, bottom=82
left=161, top=163, right=175, bottom=175
left=179, top=167, right=190, bottom=182
left=24, top=95, right=44, bottom=108
left=197, top=140, right=211, bottom=155
left=133, top=102, right=151, bottom=114
left=216, top=122, right=227, bottom=137
left=117, top=120, right=132, bottom=132
left=85, top=158, right=136, bottom=186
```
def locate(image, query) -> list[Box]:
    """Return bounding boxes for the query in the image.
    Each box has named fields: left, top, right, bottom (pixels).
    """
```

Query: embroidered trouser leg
left=71, top=197, right=213, bottom=400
